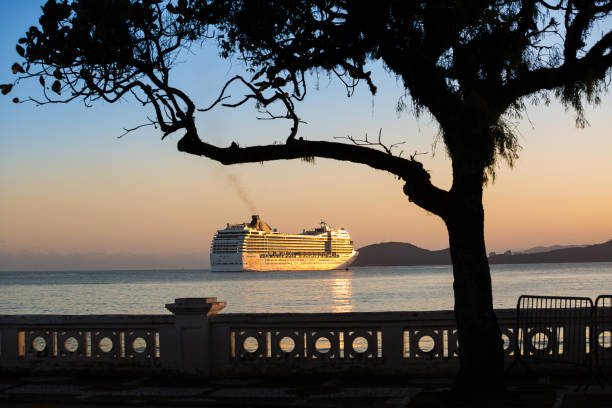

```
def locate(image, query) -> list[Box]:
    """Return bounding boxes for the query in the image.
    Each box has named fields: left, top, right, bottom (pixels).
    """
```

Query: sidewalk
left=1, top=372, right=611, bottom=407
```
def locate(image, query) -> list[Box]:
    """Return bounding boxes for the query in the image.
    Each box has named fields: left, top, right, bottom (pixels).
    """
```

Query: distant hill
left=489, top=239, right=612, bottom=264
left=352, top=242, right=451, bottom=266
left=353, top=239, right=612, bottom=267
left=517, top=244, right=584, bottom=254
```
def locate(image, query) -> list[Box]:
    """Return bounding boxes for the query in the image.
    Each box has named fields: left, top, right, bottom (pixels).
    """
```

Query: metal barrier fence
left=516, top=295, right=593, bottom=366
left=595, top=295, right=612, bottom=372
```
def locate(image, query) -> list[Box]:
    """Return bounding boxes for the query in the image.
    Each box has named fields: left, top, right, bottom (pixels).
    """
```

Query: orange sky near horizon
left=1, top=96, right=610, bottom=270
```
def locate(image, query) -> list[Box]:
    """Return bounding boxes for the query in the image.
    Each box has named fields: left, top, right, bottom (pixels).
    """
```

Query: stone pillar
left=161, top=297, right=226, bottom=375
left=381, top=325, right=405, bottom=372
left=0, top=327, right=21, bottom=368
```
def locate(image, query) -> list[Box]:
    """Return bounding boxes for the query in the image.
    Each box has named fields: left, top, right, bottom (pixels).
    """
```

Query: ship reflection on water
left=272, top=271, right=356, bottom=354
left=331, top=272, right=354, bottom=313
left=317, top=271, right=371, bottom=354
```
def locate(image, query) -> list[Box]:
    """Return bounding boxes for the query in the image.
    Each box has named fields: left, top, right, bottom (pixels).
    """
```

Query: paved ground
left=1, top=372, right=611, bottom=407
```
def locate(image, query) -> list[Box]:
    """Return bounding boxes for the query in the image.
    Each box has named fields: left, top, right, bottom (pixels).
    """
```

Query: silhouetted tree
left=4, top=0, right=611, bottom=394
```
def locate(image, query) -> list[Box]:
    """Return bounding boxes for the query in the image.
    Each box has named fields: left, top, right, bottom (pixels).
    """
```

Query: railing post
left=162, top=297, right=226, bottom=376
left=0, top=327, right=21, bottom=368
left=381, top=325, right=405, bottom=370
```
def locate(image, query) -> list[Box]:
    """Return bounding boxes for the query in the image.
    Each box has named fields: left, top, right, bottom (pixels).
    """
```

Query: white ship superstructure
left=210, top=215, right=358, bottom=272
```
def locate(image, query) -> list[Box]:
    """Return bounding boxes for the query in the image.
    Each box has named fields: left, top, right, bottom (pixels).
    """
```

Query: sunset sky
left=1, top=2, right=611, bottom=270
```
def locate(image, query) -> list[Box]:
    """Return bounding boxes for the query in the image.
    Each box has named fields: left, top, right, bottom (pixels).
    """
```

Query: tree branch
left=335, top=128, right=406, bottom=156
left=502, top=21, right=612, bottom=103
left=177, top=133, right=450, bottom=217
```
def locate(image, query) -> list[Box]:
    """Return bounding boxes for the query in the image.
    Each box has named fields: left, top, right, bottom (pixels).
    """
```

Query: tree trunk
left=445, top=171, right=505, bottom=395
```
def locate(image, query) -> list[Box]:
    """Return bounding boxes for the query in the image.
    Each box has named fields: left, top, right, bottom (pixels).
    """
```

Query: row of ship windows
left=241, top=249, right=353, bottom=253
left=258, top=234, right=349, bottom=238
left=245, top=241, right=351, bottom=245
left=215, top=240, right=351, bottom=245
left=213, top=243, right=352, bottom=248
left=214, top=244, right=352, bottom=247
left=241, top=242, right=351, bottom=248
left=216, top=235, right=350, bottom=241
left=258, top=252, right=342, bottom=258
left=212, top=249, right=353, bottom=254
left=245, top=240, right=351, bottom=243
left=212, top=242, right=352, bottom=248
left=213, top=247, right=353, bottom=252
left=235, top=240, right=351, bottom=244
left=213, top=244, right=353, bottom=249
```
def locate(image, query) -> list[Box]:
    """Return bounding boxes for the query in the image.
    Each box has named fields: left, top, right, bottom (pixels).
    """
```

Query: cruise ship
left=210, top=215, right=358, bottom=272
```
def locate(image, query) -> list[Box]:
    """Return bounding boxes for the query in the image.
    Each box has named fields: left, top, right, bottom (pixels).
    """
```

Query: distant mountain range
left=353, top=239, right=612, bottom=267
left=517, top=244, right=584, bottom=254
left=488, top=239, right=612, bottom=264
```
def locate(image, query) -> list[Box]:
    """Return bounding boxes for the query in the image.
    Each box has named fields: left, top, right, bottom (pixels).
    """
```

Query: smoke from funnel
left=226, top=173, right=258, bottom=214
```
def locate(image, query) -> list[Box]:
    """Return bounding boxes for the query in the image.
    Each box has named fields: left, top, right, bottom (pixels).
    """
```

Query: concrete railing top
left=0, top=309, right=518, bottom=325
left=210, top=308, right=516, bottom=323
left=0, top=314, right=175, bottom=327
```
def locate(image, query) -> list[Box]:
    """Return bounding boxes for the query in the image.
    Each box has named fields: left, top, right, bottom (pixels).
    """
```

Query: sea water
left=1, top=263, right=611, bottom=314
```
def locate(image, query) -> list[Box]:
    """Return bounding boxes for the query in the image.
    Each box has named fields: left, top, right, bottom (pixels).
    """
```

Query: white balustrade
left=0, top=299, right=550, bottom=377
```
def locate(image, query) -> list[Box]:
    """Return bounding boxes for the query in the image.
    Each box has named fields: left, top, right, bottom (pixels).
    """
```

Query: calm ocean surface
left=1, top=263, right=611, bottom=315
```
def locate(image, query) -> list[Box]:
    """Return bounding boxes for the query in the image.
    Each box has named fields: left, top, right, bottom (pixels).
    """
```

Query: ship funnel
left=248, top=214, right=272, bottom=232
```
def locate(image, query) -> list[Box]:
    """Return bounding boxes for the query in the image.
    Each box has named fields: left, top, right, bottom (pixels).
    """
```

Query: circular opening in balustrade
left=98, top=337, right=113, bottom=353
left=315, top=337, right=331, bottom=353
left=352, top=336, right=368, bottom=353
left=501, top=333, right=511, bottom=350
left=598, top=331, right=612, bottom=349
left=64, top=337, right=79, bottom=352
left=418, top=335, right=435, bottom=353
left=243, top=336, right=259, bottom=353
left=531, top=333, right=549, bottom=350
left=279, top=337, right=295, bottom=353
left=32, top=336, right=46, bottom=352
left=132, top=337, right=147, bottom=353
